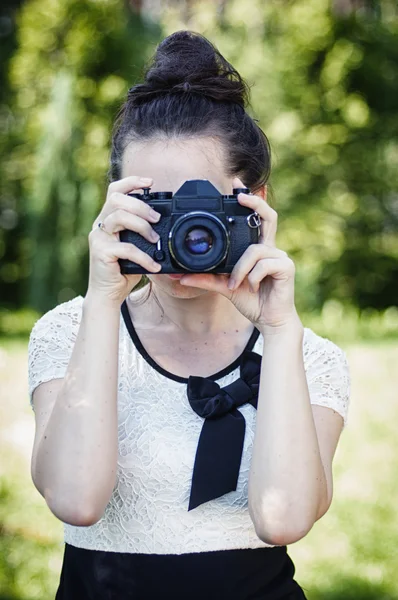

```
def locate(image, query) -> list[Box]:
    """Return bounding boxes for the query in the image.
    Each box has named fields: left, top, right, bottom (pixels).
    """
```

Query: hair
left=109, top=30, right=271, bottom=192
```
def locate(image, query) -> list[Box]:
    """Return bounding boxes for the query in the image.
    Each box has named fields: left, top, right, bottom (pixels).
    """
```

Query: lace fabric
left=28, top=295, right=350, bottom=555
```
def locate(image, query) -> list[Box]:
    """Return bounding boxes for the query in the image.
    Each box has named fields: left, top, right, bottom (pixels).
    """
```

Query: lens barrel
left=168, top=212, right=229, bottom=271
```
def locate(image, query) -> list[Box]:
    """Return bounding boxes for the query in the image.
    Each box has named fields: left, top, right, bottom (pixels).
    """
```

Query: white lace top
left=28, top=295, right=350, bottom=555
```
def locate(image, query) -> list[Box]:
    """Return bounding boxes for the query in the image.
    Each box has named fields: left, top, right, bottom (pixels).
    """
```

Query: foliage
left=0, top=0, right=397, bottom=318
left=162, top=0, right=398, bottom=312
left=0, top=0, right=26, bottom=312
left=1, top=0, right=161, bottom=312
left=0, top=306, right=39, bottom=338
left=302, top=301, right=398, bottom=343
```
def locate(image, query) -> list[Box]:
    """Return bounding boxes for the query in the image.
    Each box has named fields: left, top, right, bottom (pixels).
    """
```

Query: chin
left=148, top=274, right=209, bottom=298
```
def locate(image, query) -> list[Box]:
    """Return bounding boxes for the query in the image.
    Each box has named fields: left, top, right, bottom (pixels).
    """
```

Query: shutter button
left=154, top=249, right=165, bottom=261
left=153, top=240, right=165, bottom=262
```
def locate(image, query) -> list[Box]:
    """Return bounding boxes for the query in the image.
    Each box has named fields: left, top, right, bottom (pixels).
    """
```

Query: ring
left=98, top=221, right=113, bottom=235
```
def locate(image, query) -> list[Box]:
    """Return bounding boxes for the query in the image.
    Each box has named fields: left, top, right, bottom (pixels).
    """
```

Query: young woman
left=28, top=31, right=350, bottom=600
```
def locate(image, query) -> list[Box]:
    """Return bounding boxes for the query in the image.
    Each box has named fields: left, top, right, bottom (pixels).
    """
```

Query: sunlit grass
left=289, top=339, right=398, bottom=599
left=0, top=338, right=397, bottom=599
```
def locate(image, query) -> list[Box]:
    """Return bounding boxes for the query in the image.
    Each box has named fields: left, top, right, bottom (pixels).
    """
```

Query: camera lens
left=169, top=211, right=230, bottom=272
left=184, top=228, right=213, bottom=255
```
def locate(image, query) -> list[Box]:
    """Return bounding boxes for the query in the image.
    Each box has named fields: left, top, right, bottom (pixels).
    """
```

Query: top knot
left=127, top=30, right=249, bottom=107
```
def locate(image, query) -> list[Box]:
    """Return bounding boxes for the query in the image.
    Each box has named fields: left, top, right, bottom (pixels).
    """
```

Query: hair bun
left=129, top=30, right=248, bottom=107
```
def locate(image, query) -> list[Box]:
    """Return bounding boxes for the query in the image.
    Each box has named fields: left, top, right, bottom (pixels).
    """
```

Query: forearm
left=248, top=316, right=327, bottom=545
left=35, top=292, right=121, bottom=523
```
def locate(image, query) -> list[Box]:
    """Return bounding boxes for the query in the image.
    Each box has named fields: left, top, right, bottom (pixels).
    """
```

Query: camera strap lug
left=247, top=212, right=261, bottom=230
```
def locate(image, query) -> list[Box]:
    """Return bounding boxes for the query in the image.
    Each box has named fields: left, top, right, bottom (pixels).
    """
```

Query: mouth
left=167, top=274, right=184, bottom=280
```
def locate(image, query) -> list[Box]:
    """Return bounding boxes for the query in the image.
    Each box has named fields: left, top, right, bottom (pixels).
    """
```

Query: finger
left=247, top=256, right=295, bottom=293
left=101, top=241, right=162, bottom=273
left=237, top=192, right=278, bottom=247
left=101, top=210, right=160, bottom=244
left=228, top=245, right=287, bottom=290
left=107, top=175, right=153, bottom=196
left=101, top=191, right=161, bottom=224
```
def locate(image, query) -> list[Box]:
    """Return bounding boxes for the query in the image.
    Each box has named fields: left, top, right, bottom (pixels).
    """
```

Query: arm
left=178, top=181, right=349, bottom=544
left=30, top=174, right=163, bottom=526
left=32, top=293, right=120, bottom=526
left=247, top=317, right=344, bottom=546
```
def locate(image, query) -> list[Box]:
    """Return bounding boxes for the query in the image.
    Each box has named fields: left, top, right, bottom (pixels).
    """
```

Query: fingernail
left=152, top=262, right=161, bottom=271
left=228, top=278, right=236, bottom=290
left=149, top=209, right=161, bottom=221
left=151, top=230, right=160, bottom=242
left=140, top=177, right=153, bottom=185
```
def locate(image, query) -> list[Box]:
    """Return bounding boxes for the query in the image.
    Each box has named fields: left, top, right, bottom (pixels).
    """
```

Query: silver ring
left=98, top=221, right=113, bottom=235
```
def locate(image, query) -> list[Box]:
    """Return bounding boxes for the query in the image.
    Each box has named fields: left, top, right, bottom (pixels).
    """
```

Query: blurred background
left=0, top=0, right=397, bottom=598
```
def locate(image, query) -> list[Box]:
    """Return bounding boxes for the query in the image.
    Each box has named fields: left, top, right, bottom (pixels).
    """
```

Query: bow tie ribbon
left=186, top=350, right=262, bottom=511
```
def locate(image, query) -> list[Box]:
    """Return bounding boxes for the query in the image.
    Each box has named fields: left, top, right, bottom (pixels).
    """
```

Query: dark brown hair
left=109, top=30, right=271, bottom=192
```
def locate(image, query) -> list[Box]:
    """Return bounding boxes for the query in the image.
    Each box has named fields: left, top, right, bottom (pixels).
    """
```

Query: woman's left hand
left=180, top=178, right=300, bottom=333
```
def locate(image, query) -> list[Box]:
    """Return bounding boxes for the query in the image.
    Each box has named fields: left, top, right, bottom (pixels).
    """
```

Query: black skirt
left=55, top=542, right=308, bottom=600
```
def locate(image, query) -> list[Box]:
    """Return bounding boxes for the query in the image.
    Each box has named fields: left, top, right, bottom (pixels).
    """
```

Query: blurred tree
left=0, top=0, right=26, bottom=309
left=161, top=0, right=398, bottom=312
left=332, top=0, right=379, bottom=16
left=2, top=0, right=161, bottom=312
left=1, top=0, right=397, bottom=316
left=263, top=0, right=398, bottom=311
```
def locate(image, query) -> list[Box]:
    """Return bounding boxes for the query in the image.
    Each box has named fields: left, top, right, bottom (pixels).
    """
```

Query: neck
left=133, top=283, right=252, bottom=337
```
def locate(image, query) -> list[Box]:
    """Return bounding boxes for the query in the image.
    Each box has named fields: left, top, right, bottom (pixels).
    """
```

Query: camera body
left=118, top=179, right=261, bottom=274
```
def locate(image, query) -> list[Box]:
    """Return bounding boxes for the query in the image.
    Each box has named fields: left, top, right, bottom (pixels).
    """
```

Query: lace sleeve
left=303, top=328, right=351, bottom=428
left=27, top=296, right=84, bottom=411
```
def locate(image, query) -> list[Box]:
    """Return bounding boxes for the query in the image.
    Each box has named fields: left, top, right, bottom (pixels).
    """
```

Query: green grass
left=289, top=340, right=398, bottom=599
left=0, top=338, right=397, bottom=599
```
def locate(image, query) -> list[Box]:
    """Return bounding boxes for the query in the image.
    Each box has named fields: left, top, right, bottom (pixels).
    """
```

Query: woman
left=28, top=31, right=350, bottom=600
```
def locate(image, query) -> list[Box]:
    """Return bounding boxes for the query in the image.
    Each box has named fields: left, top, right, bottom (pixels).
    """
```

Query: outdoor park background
left=0, top=0, right=397, bottom=598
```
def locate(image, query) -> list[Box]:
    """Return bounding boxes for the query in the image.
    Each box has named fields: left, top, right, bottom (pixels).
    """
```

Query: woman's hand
left=180, top=178, right=300, bottom=333
left=87, top=175, right=162, bottom=307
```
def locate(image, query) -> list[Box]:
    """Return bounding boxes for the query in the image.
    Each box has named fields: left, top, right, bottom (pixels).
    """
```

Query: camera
left=118, top=179, right=261, bottom=274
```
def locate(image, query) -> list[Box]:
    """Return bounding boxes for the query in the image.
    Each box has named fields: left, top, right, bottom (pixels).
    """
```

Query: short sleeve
left=303, top=328, right=351, bottom=428
left=28, top=296, right=84, bottom=411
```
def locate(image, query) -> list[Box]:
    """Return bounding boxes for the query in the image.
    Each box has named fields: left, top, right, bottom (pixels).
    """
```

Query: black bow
left=186, top=351, right=262, bottom=511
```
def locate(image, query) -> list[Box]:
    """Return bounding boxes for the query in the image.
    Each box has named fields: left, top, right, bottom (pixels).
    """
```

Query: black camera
left=118, top=179, right=261, bottom=274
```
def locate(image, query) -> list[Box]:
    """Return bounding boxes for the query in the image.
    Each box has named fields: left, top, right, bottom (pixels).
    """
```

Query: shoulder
left=29, top=296, right=84, bottom=344
left=301, top=327, right=350, bottom=392
left=254, top=325, right=349, bottom=369
left=302, top=327, right=351, bottom=426
left=302, top=327, right=349, bottom=371
left=254, top=325, right=351, bottom=425
left=27, top=296, right=84, bottom=408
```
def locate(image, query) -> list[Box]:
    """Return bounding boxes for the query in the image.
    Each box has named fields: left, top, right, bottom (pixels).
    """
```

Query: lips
left=167, top=274, right=183, bottom=280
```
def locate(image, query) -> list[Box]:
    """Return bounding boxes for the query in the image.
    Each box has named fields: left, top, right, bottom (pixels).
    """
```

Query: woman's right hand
left=87, top=175, right=162, bottom=307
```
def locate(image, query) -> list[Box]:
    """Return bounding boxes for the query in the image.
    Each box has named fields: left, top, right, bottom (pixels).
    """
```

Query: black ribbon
left=186, top=351, right=262, bottom=511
